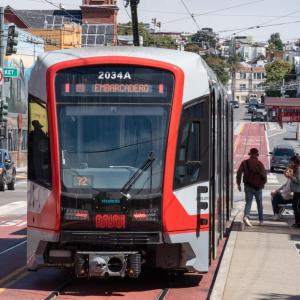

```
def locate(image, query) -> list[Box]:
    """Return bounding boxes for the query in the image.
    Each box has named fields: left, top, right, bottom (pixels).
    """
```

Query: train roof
left=29, top=47, right=216, bottom=103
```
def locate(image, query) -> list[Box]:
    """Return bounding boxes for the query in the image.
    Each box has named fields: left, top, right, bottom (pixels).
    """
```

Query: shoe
left=273, top=214, right=280, bottom=221
left=259, top=221, right=264, bottom=225
left=243, top=217, right=252, bottom=227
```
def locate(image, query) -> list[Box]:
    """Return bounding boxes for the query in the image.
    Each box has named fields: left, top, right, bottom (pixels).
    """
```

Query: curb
left=209, top=231, right=238, bottom=300
left=231, top=210, right=245, bottom=232
left=209, top=207, right=241, bottom=300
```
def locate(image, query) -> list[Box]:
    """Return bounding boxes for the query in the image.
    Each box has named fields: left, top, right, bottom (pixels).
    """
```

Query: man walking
left=236, top=148, right=267, bottom=226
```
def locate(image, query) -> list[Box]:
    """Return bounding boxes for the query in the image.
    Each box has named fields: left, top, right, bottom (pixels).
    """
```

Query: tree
left=184, top=43, right=201, bottom=53
left=265, top=59, right=293, bottom=84
left=203, top=55, right=230, bottom=84
left=190, top=28, right=218, bottom=49
left=268, top=33, right=283, bottom=51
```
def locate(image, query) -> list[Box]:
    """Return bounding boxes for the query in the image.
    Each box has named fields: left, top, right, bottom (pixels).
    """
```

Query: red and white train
left=27, top=47, right=233, bottom=278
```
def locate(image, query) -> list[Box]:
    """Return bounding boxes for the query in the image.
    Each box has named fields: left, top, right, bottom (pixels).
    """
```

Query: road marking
left=0, top=240, right=27, bottom=256
left=0, top=219, right=27, bottom=227
left=15, top=180, right=27, bottom=186
left=0, top=201, right=27, bottom=215
left=0, top=266, right=29, bottom=294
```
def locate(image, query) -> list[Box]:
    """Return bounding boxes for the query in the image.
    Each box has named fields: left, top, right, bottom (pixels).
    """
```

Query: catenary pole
left=0, top=7, right=6, bottom=147
left=129, top=0, right=140, bottom=46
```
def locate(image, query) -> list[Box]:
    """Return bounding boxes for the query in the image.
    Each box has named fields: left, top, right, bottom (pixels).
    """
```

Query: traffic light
left=6, top=25, right=18, bottom=56
left=0, top=100, right=8, bottom=123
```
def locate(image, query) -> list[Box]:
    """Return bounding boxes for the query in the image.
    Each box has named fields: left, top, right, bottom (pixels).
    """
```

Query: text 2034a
left=98, top=71, right=131, bottom=80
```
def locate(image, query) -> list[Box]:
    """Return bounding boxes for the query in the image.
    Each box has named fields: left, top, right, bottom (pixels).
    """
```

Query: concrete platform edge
left=209, top=230, right=238, bottom=300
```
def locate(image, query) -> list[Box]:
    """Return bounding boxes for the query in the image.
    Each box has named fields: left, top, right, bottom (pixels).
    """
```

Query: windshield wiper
left=120, top=151, right=156, bottom=200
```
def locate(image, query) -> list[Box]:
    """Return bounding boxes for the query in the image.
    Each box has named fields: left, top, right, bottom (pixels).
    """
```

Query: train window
left=28, top=96, right=52, bottom=188
left=173, top=99, right=209, bottom=190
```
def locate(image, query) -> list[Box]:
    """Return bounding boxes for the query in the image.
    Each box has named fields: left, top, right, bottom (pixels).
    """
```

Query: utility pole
left=231, top=36, right=236, bottom=101
left=129, top=0, right=140, bottom=46
left=0, top=7, right=6, bottom=147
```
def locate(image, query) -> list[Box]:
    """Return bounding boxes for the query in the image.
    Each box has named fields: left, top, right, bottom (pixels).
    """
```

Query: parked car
left=248, top=105, right=257, bottom=114
left=0, top=149, right=16, bottom=191
left=249, top=93, right=258, bottom=99
left=230, top=100, right=239, bottom=108
left=269, top=145, right=297, bottom=172
left=248, top=97, right=259, bottom=107
left=251, top=112, right=265, bottom=122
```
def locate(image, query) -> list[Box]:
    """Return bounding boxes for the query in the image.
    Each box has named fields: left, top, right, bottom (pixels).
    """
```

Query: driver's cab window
left=28, top=95, right=52, bottom=188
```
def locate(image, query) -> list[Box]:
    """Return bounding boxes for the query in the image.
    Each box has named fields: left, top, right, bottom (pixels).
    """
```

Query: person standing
left=285, top=156, right=300, bottom=228
left=236, top=148, right=267, bottom=226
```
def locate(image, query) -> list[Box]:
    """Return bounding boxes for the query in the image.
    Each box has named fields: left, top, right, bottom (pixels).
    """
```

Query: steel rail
left=44, top=276, right=76, bottom=300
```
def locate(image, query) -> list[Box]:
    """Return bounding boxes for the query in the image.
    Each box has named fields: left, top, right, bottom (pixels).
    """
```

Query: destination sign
left=62, top=83, right=166, bottom=97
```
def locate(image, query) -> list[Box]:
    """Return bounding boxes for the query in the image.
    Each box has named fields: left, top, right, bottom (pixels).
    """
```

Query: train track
left=43, top=274, right=172, bottom=300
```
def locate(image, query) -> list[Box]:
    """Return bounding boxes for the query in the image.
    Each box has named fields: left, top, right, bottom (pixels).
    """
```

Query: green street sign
left=3, top=67, right=19, bottom=78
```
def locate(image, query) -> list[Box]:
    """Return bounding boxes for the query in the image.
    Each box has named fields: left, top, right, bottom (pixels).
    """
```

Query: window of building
left=28, top=96, right=52, bottom=188
left=240, top=73, right=247, bottom=79
left=173, top=99, right=209, bottom=189
left=240, top=84, right=246, bottom=90
left=253, top=73, right=262, bottom=79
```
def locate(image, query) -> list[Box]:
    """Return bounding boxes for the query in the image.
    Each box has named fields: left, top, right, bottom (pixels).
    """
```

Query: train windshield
left=55, top=66, right=174, bottom=195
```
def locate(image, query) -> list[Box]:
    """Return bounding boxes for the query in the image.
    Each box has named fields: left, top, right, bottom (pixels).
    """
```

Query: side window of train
left=173, top=99, right=209, bottom=190
left=28, top=96, right=52, bottom=188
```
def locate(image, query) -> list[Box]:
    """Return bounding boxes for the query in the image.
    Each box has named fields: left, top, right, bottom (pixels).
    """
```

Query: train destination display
left=62, top=83, right=166, bottom=97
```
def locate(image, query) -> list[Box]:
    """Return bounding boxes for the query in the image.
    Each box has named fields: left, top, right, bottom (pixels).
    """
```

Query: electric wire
left=224, top=8, right=300, bottom=38
left=162, top=0, right=266, bottom=25
left=179, top=0, right=201, bottom=31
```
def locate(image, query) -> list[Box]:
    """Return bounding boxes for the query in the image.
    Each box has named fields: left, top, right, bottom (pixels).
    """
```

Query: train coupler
left=75, top=251, right=141, bottom=278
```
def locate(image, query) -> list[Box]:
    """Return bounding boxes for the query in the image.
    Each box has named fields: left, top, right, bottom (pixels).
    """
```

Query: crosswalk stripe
left=0, top=201, right=27, bottom=215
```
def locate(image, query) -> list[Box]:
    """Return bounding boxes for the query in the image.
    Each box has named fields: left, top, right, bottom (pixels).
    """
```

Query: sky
left=2, top=0, right=300, bottom=42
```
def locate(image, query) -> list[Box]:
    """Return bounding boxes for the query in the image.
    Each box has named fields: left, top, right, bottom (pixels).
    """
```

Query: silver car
left=269, top=145, right=296, bottom=172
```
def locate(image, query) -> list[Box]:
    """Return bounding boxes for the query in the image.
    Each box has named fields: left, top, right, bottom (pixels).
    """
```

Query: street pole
left=231, top=37, right=236, bottom=101
left=129, top=0, right=140, bottom=46
left=0, top=7, right=6, bottom=148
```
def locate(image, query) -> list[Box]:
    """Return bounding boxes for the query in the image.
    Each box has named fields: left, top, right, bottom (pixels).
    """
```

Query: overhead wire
left=162, top=0, right=266, bottom=25
left=179, top=0, right=201, bottom=30
left=223, top=8, right=300, bottom=38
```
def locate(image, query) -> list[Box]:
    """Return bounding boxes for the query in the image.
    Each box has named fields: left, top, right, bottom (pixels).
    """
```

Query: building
left=229, top=36, right=267, bottom=62
left=0, top=26, right=44, bottom=166
left=4, top=0, right=118, bottom=49
left=235, top=65, right=266, bottom=102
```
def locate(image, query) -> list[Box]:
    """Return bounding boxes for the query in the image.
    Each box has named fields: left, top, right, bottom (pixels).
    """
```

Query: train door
left=222, top=97, right=227, bottom=233
left=209, top=90, right=220, bottom=260
left=216, top=96, right=223, bottom=247
left=171, top=97, right=210, bottom=271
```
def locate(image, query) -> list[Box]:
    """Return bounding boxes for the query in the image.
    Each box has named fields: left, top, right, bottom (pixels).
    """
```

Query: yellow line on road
left=0, top=266, right=29, bottom=294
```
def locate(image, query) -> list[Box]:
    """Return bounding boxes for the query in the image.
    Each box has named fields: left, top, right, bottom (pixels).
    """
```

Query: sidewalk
left=211, top=190, right=300, bottom=300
